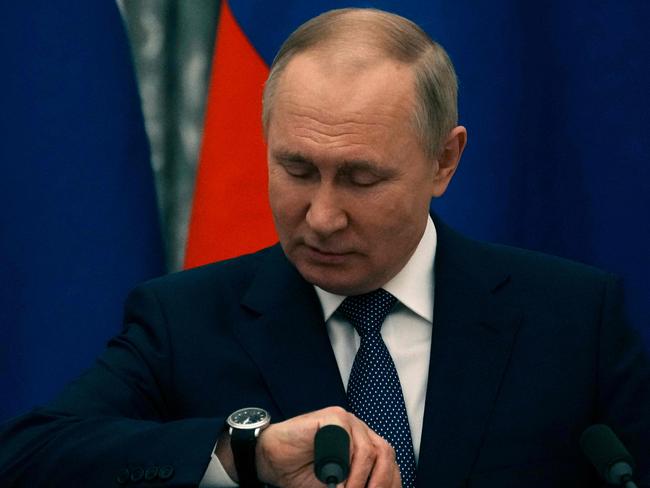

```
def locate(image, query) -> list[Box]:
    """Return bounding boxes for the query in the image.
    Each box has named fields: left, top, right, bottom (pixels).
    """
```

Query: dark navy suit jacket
left=1, top=218, right=649, bottom=487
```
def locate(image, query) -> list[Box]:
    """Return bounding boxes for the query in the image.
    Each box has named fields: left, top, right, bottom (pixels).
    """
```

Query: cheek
left=268, top=179, right=307, bottom=230
left=359, top=190, right=427, bottom=244
left=365, top=189, right=419, bottom=224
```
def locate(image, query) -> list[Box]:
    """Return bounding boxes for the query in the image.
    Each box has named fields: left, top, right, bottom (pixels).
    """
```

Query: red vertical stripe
left=185, top=0, right=276, bottom=269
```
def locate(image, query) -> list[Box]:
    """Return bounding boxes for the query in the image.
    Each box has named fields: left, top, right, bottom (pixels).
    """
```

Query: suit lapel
left=416, top=219, right=523, bottom=487
left=233, top=245, right=348, bottom=420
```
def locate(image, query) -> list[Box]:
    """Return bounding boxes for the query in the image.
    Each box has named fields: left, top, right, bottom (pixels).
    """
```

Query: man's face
left=267, top=53, right=438, bottom=295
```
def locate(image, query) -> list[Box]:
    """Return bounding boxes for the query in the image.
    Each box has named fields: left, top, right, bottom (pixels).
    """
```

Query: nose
left=305, top=185, right=348, bottom=237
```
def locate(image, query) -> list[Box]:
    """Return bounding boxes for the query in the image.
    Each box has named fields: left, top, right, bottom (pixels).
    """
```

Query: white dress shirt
left=200, top=217, right=437, bottom=486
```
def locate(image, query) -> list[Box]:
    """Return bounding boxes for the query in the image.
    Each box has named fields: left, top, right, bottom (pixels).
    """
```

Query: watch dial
left=230, top=407, right=269, bottom=429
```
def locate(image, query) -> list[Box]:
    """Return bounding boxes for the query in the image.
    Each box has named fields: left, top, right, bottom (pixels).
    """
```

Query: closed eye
left=279, top=160, right=318, bottom=180
left=338, top=164, right=394, bottom=187
left=343, top=170, right=383, bottom=186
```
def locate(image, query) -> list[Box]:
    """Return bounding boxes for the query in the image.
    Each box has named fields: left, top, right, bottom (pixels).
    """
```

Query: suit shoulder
left=436, top=222, right=615, bottom=295
left=132, top=245, right=278, bottom=299
left=479, top=239, right=613, bottom=282
left=475, top=240, right=620, bottom=308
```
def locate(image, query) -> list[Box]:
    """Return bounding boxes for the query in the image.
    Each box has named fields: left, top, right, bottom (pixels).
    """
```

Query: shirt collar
left=315, top=215, right=436, bottom=322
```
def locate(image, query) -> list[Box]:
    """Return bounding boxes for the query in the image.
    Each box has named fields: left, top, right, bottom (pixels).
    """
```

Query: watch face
left=228, top=407, right=270, bottom=430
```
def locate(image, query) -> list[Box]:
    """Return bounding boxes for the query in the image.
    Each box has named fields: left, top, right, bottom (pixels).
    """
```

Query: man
left=1, top=8, right=648, bottom=488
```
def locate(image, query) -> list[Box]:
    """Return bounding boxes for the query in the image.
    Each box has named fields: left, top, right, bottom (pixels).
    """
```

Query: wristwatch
left=226, top=407, right=271, bottom=488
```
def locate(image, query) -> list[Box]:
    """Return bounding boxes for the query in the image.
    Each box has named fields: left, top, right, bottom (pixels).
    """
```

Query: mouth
left=303, top=244, right=354, bottom=264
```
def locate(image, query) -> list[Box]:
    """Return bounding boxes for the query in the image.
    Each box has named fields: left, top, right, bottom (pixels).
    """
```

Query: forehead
left=268, top=52, right=418, bottom=154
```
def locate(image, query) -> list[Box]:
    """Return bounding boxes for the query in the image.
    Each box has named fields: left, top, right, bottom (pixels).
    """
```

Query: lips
left=303, top=244, right=354, bottom=264
left=307, top=245, right=348, bottom=255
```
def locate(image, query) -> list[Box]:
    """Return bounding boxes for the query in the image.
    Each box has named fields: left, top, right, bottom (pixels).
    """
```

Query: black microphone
left=580, top=424, right=638, bottom=488
left=314, top=424, right=350, bottom=487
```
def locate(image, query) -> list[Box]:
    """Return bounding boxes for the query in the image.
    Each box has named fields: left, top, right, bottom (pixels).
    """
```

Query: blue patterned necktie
left=339, top=289, right=417, bottom=488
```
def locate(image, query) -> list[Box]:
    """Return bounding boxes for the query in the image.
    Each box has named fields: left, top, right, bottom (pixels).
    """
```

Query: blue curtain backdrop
left=0, top=3, right=165, bottom=420
left=231, top=0, right=649, bottom=344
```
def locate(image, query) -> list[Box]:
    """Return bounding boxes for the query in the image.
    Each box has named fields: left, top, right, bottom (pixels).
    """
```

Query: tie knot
left=338, top=289, right=397, bottom=337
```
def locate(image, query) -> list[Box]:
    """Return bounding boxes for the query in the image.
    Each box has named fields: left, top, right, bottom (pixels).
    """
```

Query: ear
left=431, top=126, right=467, bottom=197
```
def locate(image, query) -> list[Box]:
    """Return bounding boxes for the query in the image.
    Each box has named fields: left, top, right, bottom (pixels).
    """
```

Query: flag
left=187, top=1, right=649, bottom=344
left=0, top=2, right=165, bottom=420
left=185, top=0, right=276, bottom=268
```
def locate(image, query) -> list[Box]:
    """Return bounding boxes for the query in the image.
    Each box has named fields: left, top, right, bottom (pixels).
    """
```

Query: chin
left=297, top=266, right=376, bottom=296
left=286, top=247, right=380, bottom=295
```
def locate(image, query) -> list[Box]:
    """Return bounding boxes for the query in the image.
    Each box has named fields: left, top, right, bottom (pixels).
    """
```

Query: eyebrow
left=272, top=150, right=388, bottom=174
left=272, top=150, right=311, bottom=164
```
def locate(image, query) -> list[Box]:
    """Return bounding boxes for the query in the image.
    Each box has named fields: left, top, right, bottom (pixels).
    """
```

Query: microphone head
left=580, top=424, right=635, bottom=480
left=314, top=424, right=350, bottom=484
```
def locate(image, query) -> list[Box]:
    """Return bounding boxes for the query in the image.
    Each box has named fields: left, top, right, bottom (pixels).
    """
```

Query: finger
left=365, top=430, right=401, bottom=488
left=315, top=406, right=354, bottom=432
left=344, top=417, right=378, bottom=488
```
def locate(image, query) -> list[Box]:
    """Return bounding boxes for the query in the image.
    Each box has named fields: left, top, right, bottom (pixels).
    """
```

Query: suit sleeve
left=0, top=284, right=224, bottom=487
left=597, top=276, right=650, bottom=486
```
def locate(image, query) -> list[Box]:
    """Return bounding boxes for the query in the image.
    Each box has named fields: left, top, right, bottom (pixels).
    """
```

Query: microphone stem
left=624, top=482, right=638, bottom=488
left=327, top=484, right=337, bottom=488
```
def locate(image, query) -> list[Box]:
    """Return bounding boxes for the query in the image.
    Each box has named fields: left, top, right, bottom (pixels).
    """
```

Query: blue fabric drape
left=0, top=2, right=165, bottom=420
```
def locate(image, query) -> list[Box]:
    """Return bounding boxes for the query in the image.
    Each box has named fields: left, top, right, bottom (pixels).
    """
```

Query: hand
left=256, top=406, right=401, bottom=488
left=216, top=406, right=401, bottom=487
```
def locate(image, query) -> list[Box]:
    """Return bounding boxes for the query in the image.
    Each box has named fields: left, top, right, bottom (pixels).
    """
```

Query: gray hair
left=262, top=8, right=458, bottom=159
